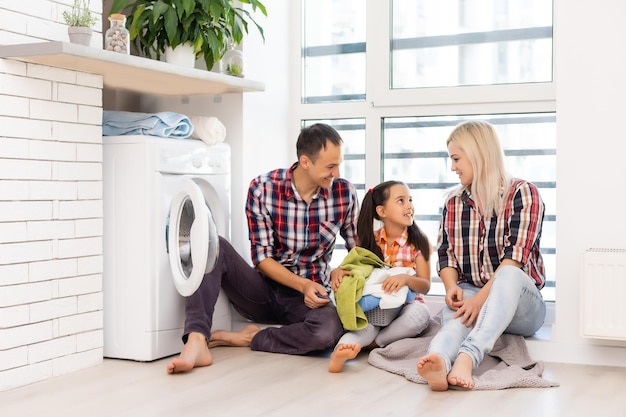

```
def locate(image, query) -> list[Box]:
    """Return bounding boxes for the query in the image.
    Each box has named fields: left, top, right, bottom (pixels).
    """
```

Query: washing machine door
left=168, top=177, right=219, bottom=297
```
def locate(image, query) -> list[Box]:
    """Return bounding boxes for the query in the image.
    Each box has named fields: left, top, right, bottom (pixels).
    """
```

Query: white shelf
left=0, top=41, right=265, bottom=96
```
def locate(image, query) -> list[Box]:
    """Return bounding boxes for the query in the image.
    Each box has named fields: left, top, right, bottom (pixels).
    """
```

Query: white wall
left=0, top=1, right=105, bottom=391
left=528, top=0, right=626, bottom=366
left=239, top=0, right=292, bottom=259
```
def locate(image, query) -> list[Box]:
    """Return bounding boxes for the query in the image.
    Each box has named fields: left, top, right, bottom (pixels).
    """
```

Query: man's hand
left=303, top=281, right=332, bottom=309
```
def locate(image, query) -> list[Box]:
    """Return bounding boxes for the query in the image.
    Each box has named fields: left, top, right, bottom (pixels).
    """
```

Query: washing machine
left=103, top=135, right=232, bottom=361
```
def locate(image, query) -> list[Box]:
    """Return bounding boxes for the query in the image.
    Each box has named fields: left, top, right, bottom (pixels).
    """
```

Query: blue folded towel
left=358, top=290, right=417, bottom=312
left=102, top=110, right=193, bottom=138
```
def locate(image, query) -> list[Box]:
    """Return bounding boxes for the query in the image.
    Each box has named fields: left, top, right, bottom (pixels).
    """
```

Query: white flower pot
left=164, top=44, right=196, bottom=68
left=67, top=26, right=92, bottom=46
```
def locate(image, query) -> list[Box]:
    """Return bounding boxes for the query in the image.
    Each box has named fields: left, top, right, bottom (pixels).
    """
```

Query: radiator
left=581, top=248, right=626, bottom=340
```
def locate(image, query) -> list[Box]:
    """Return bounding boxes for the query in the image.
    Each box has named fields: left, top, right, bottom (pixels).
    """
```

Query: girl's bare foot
left=328, top=343, right=362, bottom=373
left=448, top=352, right=475, bottom=389
left=417, top=353, right=449, bottom=391
left=208, top=324, right=261, bottom=348
left=167, top=332, right=213, bottom=374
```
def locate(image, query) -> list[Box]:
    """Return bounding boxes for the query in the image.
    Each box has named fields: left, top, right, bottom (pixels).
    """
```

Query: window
left=297, top=0, right=556, bottom=301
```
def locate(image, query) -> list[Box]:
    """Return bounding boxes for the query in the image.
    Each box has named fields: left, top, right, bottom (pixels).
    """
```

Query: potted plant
left=63, top=0, right=98, bottom=46
left=108, top=0, right=267, bottom=70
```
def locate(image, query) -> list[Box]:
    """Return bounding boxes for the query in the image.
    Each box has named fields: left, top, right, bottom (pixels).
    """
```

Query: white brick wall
left=0, top=1, right=104, bottom=391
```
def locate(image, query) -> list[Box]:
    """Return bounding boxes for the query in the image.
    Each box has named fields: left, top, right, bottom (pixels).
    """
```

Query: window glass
left=302, top=0, right=366, bottom=103
left=391, top=0, right=554, bottom=88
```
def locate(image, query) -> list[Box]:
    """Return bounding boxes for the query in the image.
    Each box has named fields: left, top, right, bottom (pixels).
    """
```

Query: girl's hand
left=330, top=267, right=350, bottom=292
left=381, top=275, right=408, bottom=294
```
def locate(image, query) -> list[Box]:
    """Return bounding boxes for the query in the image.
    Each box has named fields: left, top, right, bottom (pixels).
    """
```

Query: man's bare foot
left=208, top=324, right=261, bottom=348
left=328, top=343, right=362, bottom=373
left=167, top=332, right=213, bottom=374
left=417, top=353, right=449, bottom=391
left=447, top=352, right=474, bottom=389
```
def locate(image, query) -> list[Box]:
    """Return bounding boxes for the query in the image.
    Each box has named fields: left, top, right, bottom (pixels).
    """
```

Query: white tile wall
left=0, top=2, right=104, bottom=391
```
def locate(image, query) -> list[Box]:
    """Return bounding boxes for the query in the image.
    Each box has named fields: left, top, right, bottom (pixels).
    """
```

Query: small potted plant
left=63, top=0, right=98, bottom=46
left=109, top=0, right=267, bottom=70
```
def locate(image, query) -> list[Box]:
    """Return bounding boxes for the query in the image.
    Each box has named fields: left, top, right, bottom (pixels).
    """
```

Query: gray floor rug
left=368, top=314, right=560, bottom=390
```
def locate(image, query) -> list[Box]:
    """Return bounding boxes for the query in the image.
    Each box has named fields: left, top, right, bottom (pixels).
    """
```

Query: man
left=168, top=123, right=359, bottom=373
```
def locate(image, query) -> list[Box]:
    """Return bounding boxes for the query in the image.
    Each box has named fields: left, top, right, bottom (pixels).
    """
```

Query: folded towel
left=189, top=116, right=226, bottom=146
left=102, top=110, right=193, bottom=138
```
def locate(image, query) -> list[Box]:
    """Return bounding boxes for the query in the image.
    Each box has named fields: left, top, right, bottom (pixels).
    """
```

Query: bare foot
left=417, top=353, right=449, bottom=391
left=208, top=324, right=261, bottom=348
left=328, top=343, right=362, bottom=373
left=448, top=352, right=474, bottom=389
left=167, top=332, right=213, bottom=374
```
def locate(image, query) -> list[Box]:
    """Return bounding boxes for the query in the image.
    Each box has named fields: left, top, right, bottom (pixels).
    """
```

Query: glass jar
left=105, top=13, right=130, bottom=55
left=222, top=43, right=245, bottom=77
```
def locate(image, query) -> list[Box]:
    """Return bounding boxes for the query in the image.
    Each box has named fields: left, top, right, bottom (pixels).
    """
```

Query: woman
left=417, top=120, right=546, bottom=391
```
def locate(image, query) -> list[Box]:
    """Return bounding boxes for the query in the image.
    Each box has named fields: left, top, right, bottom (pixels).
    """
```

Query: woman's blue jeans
left=428, top=265, right=546, bottom=372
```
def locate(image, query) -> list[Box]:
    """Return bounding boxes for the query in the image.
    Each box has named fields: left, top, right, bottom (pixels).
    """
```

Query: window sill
left=0, top=41, right=265, bottom=96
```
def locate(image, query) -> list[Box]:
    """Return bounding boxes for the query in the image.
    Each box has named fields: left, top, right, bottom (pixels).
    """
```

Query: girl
left=329, top=180, right=431, bottom=373
left=417, top=120, right=546, bottom=390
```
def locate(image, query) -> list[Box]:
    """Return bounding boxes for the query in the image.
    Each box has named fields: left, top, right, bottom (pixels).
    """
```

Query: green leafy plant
left=63, top=0, right=98, bottom=27
left=109, top=0, right=267, bottom=70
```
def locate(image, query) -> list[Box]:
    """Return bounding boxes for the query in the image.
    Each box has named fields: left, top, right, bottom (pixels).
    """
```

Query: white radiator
left=581, top=248, right=626, bottom=340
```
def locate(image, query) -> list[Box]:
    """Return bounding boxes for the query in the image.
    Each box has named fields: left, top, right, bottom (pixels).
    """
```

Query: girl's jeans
left=428, top=265, right=546, bottom=372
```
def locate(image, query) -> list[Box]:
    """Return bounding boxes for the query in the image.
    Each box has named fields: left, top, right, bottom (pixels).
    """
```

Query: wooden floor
left=3, top=345, right=626, bottom=417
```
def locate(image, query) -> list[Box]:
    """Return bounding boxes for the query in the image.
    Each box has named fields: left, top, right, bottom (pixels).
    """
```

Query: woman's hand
left=444, top=285, right=464, bottom=310
left=453, top=296, right=483, bottom=327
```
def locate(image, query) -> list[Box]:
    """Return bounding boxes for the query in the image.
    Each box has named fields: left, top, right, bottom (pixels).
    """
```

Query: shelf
left=0, top=41, right=265, bottom=96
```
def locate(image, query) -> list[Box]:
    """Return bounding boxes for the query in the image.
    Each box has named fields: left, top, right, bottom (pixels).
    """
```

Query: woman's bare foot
left=328, top=343, right=362, bottom=373
left=208, top=324, right=261, bottom=348
left=167, top=332, right=213, bottom=374
left=448, top=352, right=474, bottom=389
left=417, top=353, right=449, bottom=391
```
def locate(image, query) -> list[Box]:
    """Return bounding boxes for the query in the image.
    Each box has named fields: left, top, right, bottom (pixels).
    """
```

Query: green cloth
left=335, top=247, right=387, bottom=330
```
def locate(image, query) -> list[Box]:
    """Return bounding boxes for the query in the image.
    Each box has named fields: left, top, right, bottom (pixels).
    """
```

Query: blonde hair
left=446, top=120, right=512, bottom=216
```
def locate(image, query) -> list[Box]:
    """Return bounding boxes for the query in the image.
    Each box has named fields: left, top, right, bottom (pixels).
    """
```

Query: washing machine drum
left=167, top=177, right=220, bottom=297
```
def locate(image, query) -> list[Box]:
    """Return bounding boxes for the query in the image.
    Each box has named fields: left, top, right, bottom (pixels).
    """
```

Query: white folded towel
left=362, top=267, right=415, bottom=309
left=189, top=116, right=226, bottom=146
